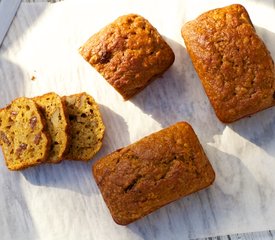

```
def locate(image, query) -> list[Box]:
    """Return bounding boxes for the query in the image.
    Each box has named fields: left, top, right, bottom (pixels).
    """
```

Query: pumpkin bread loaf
left=63, top=92, right=105, bottom=161
left=0, top=97, right=51, bottom=170
left=181, top=4, right=275, bottom=123
left=79, top=14, right=175, bottom=100
left=34, top=92, right=69, bottom=163
left=93, top=122, right=215, bottom=225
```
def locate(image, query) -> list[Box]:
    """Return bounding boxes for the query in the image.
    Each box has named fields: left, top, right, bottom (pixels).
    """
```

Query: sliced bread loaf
left=62, top=92, right=105, bottom=161
left=0, top=97, right=51, bottom=170
left=34, top=92, right=69, bottom=163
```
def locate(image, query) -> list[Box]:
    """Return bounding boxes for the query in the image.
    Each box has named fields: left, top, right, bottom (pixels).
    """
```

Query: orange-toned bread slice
left=0, top=97, right=51, bottom=170
left=62, top=92, right=105, bottom=161
left=34, top=92, right=69, bottom=163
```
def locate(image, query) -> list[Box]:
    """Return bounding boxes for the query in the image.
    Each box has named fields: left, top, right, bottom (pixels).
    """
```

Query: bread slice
left=0, top=97, right=51, bottom=170
left=62, top=92, right=105, bottom=161
left=34, top=92, right=69, bottom=163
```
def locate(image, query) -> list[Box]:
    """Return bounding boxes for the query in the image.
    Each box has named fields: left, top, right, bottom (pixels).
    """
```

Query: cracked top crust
left=182, top=4, right=275, bottom=123
left=92, top=122, right=215, bottom=225
left=79, top=14, right=175, bottom=100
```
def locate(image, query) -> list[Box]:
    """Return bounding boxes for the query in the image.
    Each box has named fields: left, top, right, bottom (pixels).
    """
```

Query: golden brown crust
left=0, top=97, right=51, bottom=170
left=181, top=4, right=275, bottom=123
left=79, top=14, right=175, bottom=100
left=93, top=122, right=215, bottom=225
left=34, top=92, right=69, bottom=163
left=63, top=92, right=105, bottom=161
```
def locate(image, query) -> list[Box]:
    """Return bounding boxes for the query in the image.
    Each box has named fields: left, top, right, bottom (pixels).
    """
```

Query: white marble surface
left=0, top=0, right=275, bottom=239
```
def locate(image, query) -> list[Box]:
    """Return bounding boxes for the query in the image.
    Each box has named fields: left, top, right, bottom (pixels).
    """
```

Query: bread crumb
left=31, top=75, right=36, bottom=81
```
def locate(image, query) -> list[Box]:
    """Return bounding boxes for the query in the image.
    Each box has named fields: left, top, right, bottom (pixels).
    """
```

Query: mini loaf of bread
left=93, top=122, right=215, bottom=225
left=0, top=97, right=51, bottom=170
left=181, top=4, right=275, bottom=123
left=63, top=92, right=105, bottom=161
left=79, top=14, right=175, bottom=100
left=34, top=92, right=69, bottom=163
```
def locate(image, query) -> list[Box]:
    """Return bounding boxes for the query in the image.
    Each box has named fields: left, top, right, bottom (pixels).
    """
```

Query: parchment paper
left=1, top=0, right=275, bottom=239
